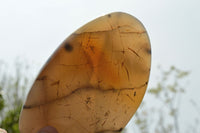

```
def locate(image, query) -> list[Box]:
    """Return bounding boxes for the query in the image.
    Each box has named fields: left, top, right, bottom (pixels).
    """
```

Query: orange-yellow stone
left=19, top=12, right=151, bottom=133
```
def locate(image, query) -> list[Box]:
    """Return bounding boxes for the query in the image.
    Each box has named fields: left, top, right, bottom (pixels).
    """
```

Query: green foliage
left=0, top=60, right=33, bottom=133
left=0, top=90, right=4, bottom=112
left=133, top=66, right=191, bottom=133
left=0, top=105, right=22, bottom=133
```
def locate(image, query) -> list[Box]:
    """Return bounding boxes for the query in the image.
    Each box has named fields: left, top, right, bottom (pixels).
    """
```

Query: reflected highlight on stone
left=19, top=12, right=151, bottom=133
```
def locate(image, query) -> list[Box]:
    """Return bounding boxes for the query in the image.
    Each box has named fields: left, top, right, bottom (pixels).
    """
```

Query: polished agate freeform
left=19, top=12, right=151, bottom=133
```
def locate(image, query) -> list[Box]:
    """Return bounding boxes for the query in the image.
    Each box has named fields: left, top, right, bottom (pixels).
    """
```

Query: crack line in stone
left=23, top=82, right=148, bottom=109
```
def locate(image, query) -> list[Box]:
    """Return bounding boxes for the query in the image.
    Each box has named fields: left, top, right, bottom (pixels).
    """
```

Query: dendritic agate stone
left=19, top=12, right=151, bottom=133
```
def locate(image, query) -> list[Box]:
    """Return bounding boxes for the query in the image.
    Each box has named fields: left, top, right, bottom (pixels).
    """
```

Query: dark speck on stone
left=146, top=48, right=151, bottom=54
left=108, top=14, right=111, bottom=18
left=64, top=43, right=73, bottom=52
